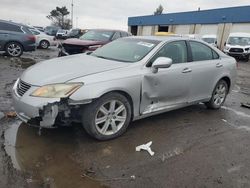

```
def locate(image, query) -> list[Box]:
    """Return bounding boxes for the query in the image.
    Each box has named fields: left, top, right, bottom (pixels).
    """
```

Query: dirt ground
left=0, top=47, right=250, bottom=188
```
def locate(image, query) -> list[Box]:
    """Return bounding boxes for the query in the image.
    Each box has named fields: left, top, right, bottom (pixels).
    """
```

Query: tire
left=205, top=80, right=228, bottom=109
left=82, top=92, right=132, bottom=140
left=5, top=42, right=23, bottom=57
left=39, top=40, right=50, bottom=49
left=244, top=54, right=249, bottom=62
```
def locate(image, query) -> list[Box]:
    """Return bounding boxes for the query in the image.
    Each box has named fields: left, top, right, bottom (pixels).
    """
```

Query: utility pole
left=71, top=0, right=74, bottom=28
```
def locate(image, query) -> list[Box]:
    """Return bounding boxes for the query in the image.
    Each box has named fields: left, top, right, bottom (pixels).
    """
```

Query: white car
left=202, top=35, right=218, bottom=48
left=30, top=29, right=57, bottom=49
left=223, top=32, right=250, bottom=61
left=56, top=29, right=69, bottom=39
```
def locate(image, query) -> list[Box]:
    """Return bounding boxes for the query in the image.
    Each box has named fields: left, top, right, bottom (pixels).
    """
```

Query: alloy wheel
left=213, top=83, right=226, bottom=106
left=95, top=100, right=127, bottom=136
left=7, top=43, right=22, bottom=57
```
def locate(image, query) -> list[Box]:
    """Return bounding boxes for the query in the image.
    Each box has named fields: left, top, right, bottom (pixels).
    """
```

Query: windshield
left=91, top=38, right=159, bottom=63
left=202, top=38, right=216, bottom=44
left=80, top=30, right=114, bottom=41
left=227, top=36, right=250, bottom=46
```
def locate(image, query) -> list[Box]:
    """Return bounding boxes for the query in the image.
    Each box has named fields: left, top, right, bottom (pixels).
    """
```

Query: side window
left=121, top=32, right=128, bottom=37
left=149, top=41, right=188, bottom=66
left=212, top=50, right=219, bottom=59
left=0, top=22, right=22, bottom=33
left=190, top=41, right=218, bottom=61
left=112, top=32, right=121, bottom=40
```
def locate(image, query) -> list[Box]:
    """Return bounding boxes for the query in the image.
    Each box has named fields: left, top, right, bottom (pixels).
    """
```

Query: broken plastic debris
left=222, top=119, right=228, bottom=123
left=5, top=111, right=17, bottom=118
left=136, top=141, right=155, bottom=156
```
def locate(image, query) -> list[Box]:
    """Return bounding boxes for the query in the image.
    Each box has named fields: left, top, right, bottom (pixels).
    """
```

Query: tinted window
left=0, top=22, right=23, bottom=33
left=149, top=40, right=188, bottom=65
left=112, top=32, right=121, bottom=40
left=121, top=32, right=128, bottom=37
left=190, top=41, right=219, bottom=61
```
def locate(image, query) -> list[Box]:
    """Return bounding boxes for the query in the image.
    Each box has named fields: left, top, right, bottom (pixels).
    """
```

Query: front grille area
left=229, top=48, right=244, bottom=53
left=16, top=80, right=31, bottom=96
left=62, top=44, right=88, bottom=55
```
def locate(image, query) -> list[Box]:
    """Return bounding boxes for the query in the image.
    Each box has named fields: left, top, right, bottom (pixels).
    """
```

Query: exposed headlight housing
left=88, top=45, right=102, bottom=50
left=30, top=83, right=83, bottom=98
left=245, top=48, right=250, bottom=51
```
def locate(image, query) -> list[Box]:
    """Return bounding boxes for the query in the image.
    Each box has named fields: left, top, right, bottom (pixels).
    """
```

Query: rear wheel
left=5, top=42, right=23, bottom=57
left=205, top=80, right=228, bottom=109
left=39, top=40, right=49, bottom=49
left=82, top=92, right=132, bottom=140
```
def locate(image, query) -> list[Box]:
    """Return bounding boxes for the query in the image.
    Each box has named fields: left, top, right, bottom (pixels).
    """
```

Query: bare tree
left=47, top=6, right=72, bottom=29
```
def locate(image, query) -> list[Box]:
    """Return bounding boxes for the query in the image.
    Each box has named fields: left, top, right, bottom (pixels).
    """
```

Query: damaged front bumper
left=12, top=80, right=88, bottom=128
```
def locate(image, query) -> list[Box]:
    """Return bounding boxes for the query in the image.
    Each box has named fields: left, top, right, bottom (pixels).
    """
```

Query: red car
left=58, top=29, right=131, bottom=56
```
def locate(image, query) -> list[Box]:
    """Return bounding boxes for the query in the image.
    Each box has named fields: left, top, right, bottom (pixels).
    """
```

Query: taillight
left=27, top=35, right=36, bottom=42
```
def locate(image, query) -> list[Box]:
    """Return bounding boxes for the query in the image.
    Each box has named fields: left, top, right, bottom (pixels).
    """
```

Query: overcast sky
left=0, top=0, right=250, bottom=30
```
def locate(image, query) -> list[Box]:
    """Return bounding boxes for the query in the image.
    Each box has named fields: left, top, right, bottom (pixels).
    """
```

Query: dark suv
left=0, top=20, right=36, bottom=57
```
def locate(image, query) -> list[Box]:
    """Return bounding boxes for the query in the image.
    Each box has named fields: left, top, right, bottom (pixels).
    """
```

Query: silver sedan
left=12, top=36, right=237, bottom=140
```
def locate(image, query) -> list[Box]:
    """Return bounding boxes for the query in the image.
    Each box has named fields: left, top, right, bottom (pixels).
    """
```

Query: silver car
left=12, top=36, right=237, bottom=140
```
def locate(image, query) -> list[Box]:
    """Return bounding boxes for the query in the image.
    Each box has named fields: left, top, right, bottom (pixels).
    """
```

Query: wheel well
left=221, top=77, right=231, bottom=92
left=100, top=90, right=134, bottom=120
left=40, top=40, right=50, bottom=45
left=5, top=41, right=23, bottom=50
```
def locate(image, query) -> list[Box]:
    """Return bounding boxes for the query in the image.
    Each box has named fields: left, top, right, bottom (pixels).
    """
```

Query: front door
left=140, top=40, right=192, bottom=114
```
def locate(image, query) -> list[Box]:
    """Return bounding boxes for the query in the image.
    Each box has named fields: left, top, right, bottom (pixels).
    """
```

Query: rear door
left=0, top=22, right=10, bottom=50
left=140, top=40, right=192, bottom=114
left=187, top=41, right=223, bottom=102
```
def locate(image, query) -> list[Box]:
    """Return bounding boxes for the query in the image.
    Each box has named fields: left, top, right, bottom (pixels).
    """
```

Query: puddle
left=9, top=57, right=36, bottom=69
left=4, top=121, right=105, bottom=188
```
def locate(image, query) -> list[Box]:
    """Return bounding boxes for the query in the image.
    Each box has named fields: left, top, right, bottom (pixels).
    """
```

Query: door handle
left=182, top=68, right=192, bottom=73
left=216, top=63, right=223, bottom=68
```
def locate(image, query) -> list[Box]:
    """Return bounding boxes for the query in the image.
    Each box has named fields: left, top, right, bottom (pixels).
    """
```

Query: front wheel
left=205, top=80, right=228, bottom=109
left=82, top=92, right=132, bottom=140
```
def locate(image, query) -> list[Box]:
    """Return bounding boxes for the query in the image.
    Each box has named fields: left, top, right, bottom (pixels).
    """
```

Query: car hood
left=63, top=38, right=106, bottom=46
left=21, top=54, right=130, bottom=86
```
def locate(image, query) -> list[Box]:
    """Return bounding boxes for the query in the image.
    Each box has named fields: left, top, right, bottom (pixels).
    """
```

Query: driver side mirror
left=152, top=57, right=172, bottom=73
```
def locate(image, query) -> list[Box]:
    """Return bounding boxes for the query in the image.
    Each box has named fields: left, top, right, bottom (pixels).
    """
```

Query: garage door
left=231, top=24, right=250, bottom=33
left=174, top=25, right=190, bottom=34
left=199, top=24, right=218, bottom=35
left=142, top=26, right=152, bottom=36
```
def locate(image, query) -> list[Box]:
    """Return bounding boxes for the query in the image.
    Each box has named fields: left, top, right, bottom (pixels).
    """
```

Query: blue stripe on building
left=128, top=6, right=250, bottom=26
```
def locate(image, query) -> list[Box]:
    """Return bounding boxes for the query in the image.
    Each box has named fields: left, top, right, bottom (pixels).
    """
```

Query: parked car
left=202, top=35, right=218, bottom=48
left=58, top=29, right=132, bottom=56
left=12, top=36, right=236, bottom=140
left=44, top=26, right=61, bottom=36
left=223, top=32, right=250, bottom=61
left=56, top=29, right=69, bottom=39
left=0, top=20, right=36, bottom=57
left=67, top=28, right=87, bottom=39
left=33, top=26, right=44, bottom=32
left=30, top=29, right=57, bottom=49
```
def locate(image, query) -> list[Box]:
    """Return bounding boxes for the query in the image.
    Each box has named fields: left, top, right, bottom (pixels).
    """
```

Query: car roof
left=202, top=34, right=217, bottom=38
left=229, top=32, right=250, bottom=37
left=127, top=35, right=191, bottom=42
left=89, top=29, right=130, bottom=33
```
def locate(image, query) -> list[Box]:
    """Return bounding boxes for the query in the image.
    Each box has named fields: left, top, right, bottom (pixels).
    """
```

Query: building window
left=158, top=25, right=169, bottom=32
